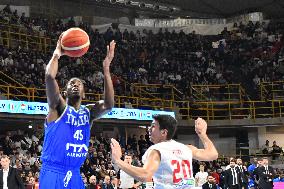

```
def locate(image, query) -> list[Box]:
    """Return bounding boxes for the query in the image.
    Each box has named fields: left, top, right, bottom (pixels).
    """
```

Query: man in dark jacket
left=255, top=157, right=275, bottom=189
left=202, top=174, right=219, bottom=189
left=224, top=158, right=242, bottom=189
left=0, top=155, right=25, bottom=189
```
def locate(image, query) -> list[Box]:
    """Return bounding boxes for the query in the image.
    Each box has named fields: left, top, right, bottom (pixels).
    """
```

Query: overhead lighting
left=28, top=125, right=33, bottom=129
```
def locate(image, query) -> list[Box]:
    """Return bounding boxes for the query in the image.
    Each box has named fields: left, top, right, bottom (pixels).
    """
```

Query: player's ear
left=161, top=129, right=168, bottom=137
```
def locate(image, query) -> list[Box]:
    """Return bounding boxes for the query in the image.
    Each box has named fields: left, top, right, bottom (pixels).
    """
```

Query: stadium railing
left=1, top=84, right=284, bottom=120
left=261, top=81, right=284, bottom=100
left=132, top=83, right=183, bottom=100
left=191, top=84, right=245, bottom=102
left=0, top=22, right=52, bottom=53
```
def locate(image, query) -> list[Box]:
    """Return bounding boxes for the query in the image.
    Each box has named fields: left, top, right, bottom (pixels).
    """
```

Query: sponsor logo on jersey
left=66, top=143, right=88, bottom=158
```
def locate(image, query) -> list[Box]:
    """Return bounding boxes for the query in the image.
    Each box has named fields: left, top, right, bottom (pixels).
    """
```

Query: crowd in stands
left=1, top=4, right=284, bottom=103
left=1, top=129, right=284, bottom=188
left=261, top=140, right=283, bottom=160
left=1, top=5, right=284, bottom=188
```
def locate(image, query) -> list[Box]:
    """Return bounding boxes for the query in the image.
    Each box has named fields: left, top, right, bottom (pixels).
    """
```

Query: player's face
left=148, top=120, right=164, bottom=144
left=66, top=78, right=85, bottom=99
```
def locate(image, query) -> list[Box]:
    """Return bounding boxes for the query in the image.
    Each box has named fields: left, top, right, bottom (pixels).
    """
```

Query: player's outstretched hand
left=53, top=33, right=65, bottom=58
left=103, top=40, right=116, bottom=68
left=111, top=138, right=122, bottom=164
left=195, top=117, right=207, bottom=135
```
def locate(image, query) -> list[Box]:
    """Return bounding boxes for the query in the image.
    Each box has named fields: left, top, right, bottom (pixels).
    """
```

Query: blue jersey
left=41, top=105, right=91, bottom=169
left=248, top=164, right=256, bottom=174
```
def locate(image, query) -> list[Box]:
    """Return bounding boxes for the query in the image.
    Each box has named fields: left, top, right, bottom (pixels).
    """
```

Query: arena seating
left=1, top=4, right=284, bottom=188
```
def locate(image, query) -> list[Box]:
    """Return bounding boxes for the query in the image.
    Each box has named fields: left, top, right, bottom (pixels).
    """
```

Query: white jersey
left=142, top=140, right=195, bottom=189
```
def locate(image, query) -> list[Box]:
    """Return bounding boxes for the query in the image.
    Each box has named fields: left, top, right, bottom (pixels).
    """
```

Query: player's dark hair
left=152, top=114, right=177, bottom=140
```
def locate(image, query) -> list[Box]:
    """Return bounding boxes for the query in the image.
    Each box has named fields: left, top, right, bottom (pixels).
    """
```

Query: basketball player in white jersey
left=111, top=115, right=218, bottom=189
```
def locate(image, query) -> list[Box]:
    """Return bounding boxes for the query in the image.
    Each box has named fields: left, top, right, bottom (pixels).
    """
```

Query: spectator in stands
left=119, top=153, right=136, bottom=189
left=236, top=158, right=249, bottom=189
left=271, top=141, right=282, bottom=160
left=224, top=158, right=242, bottom=189
left=255, top=157, right=275, bottom=189
left=88, top=175, right=100, bottom=189
left=110, top=176, right=118, bottom=189
left=261, top=140, right=270, bottom=154
left=0, top=155, right=25, bottom=189
left=195, top=162, right=209, bottom=187
left=138, top=135, right=148, bottom=158
left=3, top=5, right=11, bottom=15
left=102, top=175, right=111, bottom=189
left=202, top=174, right=219, bottom=189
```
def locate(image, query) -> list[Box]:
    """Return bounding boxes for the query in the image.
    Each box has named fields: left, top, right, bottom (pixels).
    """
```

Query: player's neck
left=67, top=98, right=81, bottom=110
left=157, top=138, right=171, bottom=143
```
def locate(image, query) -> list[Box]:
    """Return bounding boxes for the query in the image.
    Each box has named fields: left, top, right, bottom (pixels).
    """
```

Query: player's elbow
left=210, top=151, right=219, bottom=160
left=104, top=101, right=114, bottom=112
left=104, top=104, right=113, bottom=111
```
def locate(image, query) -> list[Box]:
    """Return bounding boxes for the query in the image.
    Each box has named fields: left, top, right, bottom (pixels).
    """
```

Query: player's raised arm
left=45, top=34, right=65, bottom=120
left=87, top=40, right=116, bottom=121
left=188, top=118, right=218, bottom=161
left=111, top=138, right=160, bottom=182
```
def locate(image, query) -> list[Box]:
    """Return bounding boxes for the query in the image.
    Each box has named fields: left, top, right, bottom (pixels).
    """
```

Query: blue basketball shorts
left=39, top=163, right=84, bottom=189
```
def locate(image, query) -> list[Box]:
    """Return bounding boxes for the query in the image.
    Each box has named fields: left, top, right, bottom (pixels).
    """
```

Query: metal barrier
left=191, top=84, right=245, bottom=102
left=261, top=81, right=284, bottom=100
left=132, top=83, right=183, bottom=100
left=1, top=84, right=284, bottom=121
left=0, top=22, right=53, bottom=53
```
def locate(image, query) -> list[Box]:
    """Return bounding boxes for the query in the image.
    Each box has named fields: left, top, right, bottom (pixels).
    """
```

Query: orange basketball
left=61, top=28, right=90, bottom=57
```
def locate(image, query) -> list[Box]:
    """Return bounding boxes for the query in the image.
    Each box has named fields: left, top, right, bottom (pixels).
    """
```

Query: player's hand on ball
left=53, top=33, right=65, bottom=58
left=111, top=138, right=122, bottom=163
left=195, top=117, right=207, bottom=135
left=103, top=40, right=116, bottom=68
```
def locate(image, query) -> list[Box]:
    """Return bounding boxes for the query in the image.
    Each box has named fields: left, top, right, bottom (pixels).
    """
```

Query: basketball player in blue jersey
left=39, top=34, right=115, bottom=189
